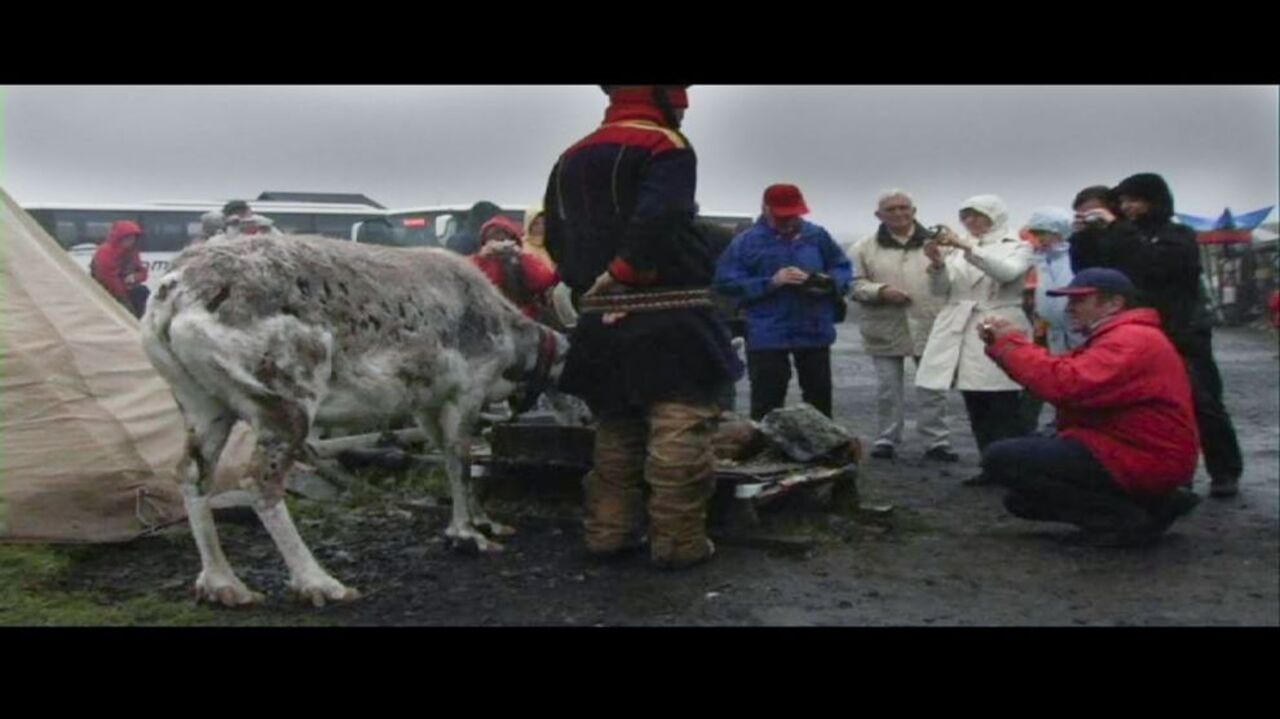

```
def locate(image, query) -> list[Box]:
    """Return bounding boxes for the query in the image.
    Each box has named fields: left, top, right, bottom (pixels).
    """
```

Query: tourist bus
left=25, top=200, right=388, bottom=292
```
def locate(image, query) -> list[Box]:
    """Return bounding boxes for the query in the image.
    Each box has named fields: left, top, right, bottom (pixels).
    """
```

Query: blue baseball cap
left=1046, top=268, right=1137, bottom=297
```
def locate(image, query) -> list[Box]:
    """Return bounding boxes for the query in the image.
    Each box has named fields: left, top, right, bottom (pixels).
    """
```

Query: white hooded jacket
left=915, top=195, right=1034, bottom=391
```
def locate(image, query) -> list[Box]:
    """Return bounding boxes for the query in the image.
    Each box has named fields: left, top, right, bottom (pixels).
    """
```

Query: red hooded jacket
left=90, top=220, right=148, bottom=301
left=470, top=216, right=559, bottom=319
left=986, top=308, right=1198, bottom=496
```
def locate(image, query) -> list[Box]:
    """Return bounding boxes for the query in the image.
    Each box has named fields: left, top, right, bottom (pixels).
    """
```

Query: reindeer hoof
left=194, top=574, right=264, bottom=608
left=446, top=529, right=505, bottom=555
left=290, top=577, right=361, bottom=608
left=448, top=536, right=481, bottom=556
left=478, top=520, right=516, bottom=538
left=478, top=539, right=505, bottom=553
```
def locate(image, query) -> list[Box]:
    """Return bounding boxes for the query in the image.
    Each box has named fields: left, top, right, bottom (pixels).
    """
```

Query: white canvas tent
left=1, top=186, right=250, bottom=542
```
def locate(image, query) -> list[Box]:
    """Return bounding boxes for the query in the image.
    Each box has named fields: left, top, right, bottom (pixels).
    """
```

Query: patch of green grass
left=337, top=464, right=449, bottom=509
left=0, top=545, right=73, bottom=587
left=0, top=543, right=333, bottom=627
left=402, top=465, right=449, bottom=500
left=1, top=460, right=453, bottom=626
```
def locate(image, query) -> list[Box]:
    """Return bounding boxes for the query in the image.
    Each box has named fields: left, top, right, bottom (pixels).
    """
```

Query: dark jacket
left=987, top=308, right=1198, bottom=497
left=1070, top=174, right=1210, bottom=348
left=713, top=218, right=853, bottom=351
left=542, top=101, right=740, bottom=411
left=445, top=202, right=503, bottom=255
left=698, top=219, right=748, bottom=337
left=445, top=230, right=481, bottom=256
left=545, top=104, right=718, bottom=293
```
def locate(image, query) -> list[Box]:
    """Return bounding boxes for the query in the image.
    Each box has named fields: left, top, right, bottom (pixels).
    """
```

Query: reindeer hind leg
left=172, top=385, right=264, bottom=607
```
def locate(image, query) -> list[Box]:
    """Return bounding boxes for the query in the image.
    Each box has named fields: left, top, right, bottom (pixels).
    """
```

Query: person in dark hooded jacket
left=445, top=201, right=503, bottom=255
left=1069, top=173, right=1243, bottom=498
left=1067, top=185, right=1125, bottom=274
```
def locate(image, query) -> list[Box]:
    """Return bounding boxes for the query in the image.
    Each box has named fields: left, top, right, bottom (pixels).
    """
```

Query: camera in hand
left=802, top=272, right=848, bottom=322
left=800, top=272, right=836, bottom=297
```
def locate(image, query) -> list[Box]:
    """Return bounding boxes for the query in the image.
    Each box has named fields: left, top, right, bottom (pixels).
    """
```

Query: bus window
left=354, top=218, right=395, bottom=246
left=27, top=209, right=59, bottom=244
left=400, top=216, right=439, bottom=247
left=437, top=214, right=459, bottom=244
left=697, top=213, right=754, bottom=233
left=267, top=213, right=316, bottom=235
left=138, top=212, right=197, bottom=253
left=67, top=210, right=142, bottom=247
left=29, top=209, right=84, bottom=249
left=314, top=214, right=377, bottom=240
left=385, top=214, right=442, bottom=247
left=85, top=220, right=115, bottom=244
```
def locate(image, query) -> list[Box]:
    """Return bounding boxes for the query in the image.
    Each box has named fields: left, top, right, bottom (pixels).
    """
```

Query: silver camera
left=925, top=224, right=949, bottom=239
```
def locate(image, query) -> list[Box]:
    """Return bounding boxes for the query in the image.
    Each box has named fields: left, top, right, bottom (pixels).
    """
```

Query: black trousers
left=961, top=390, right=1026, bottom=453
left=1017, top=390, right=1047, bottom=436
left=1178, top=331, right=1243, bottom=484
left=747, top=348, right=832, bottom=420
left=982, top=436, right=1152, bottom=533
left=126, top=285, right=150, bottom=319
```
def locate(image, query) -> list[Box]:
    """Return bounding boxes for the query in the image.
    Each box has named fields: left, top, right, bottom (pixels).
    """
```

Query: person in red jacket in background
left=978, top=268, right=1201, bottom=547
left=90, top=220, right=150, bottom=318
left=470, top=215, right=560, bottom=322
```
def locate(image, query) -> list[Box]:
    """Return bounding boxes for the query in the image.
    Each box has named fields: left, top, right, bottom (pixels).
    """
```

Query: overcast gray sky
left=2, top=85, right=1276, bottom=239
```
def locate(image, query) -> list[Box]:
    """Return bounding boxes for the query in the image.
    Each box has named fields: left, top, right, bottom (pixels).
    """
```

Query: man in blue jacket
left=715, top=184, right=853, bottom=420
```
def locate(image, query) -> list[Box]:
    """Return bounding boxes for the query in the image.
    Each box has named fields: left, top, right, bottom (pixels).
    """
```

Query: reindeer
left=141, top=235, right=567, bottom=607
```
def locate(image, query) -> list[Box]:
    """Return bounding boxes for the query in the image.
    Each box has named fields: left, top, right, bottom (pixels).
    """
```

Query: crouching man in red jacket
left=979, top=268, right=1201, bottom=546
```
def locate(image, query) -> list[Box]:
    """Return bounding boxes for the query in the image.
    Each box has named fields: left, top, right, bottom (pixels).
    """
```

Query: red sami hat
left=601, top=85, right=689, bottom=109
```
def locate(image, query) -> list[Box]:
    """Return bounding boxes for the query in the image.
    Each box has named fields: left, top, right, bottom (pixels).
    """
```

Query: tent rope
left=135, top=488, right=165, bottom=537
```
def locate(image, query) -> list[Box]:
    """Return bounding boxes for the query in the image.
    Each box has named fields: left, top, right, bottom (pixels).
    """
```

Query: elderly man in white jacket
left=850, top=190, right=958, bottom=462
left=916, top=195, right=1034, bottom=484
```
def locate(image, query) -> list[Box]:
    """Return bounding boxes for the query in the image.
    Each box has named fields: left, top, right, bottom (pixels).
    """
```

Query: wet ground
left=45, top=316, right=1280, bottom=626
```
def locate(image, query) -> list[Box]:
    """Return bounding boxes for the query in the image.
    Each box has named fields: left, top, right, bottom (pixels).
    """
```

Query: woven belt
left=579, top=288, right=714, bottom=314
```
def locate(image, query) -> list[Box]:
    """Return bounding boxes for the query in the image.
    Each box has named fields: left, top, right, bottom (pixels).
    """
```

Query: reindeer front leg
left=464, top=463, right=515, bottom=539
left=254, top=498, right=360, bottom=607
left=422, top=401, right=506, bottom=553
left=250, top=416, right=360, bottom=607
